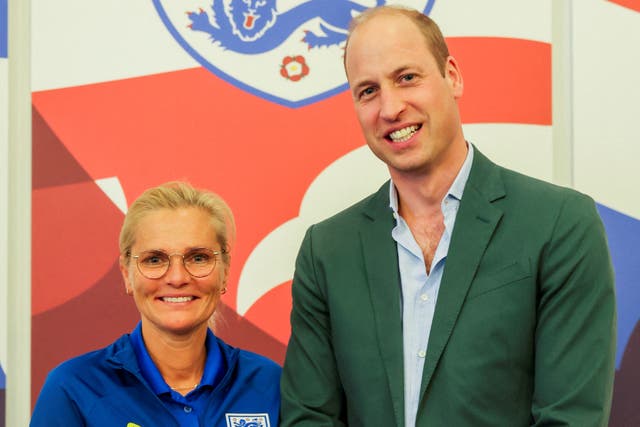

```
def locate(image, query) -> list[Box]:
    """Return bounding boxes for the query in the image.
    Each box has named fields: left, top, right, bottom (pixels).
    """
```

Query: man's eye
left=401, top=74, right=415, bottom=82
left=360, top=87, right=376, bottom=98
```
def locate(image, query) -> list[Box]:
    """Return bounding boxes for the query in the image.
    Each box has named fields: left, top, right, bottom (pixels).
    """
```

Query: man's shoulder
left=470, top=162, right=602, bottom=237
left=312, top=181, right=389, bottom=230
left=472, top=150, right=593, bottom=206
left=499, top=166, right=593, bottom=207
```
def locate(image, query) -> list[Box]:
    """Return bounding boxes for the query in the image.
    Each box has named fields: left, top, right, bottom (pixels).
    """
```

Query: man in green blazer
left=280, top=5, right=616, bottom=427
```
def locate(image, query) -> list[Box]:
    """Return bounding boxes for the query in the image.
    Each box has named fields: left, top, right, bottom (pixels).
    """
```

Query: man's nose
left=379, top=87, right=405, bottom=121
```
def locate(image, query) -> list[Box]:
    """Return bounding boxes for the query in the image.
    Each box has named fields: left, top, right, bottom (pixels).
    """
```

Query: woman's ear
left=119, top=256, right=134, bottom=296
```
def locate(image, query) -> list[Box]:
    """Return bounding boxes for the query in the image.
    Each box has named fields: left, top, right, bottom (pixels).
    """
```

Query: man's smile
left=387, top=124, right=420, bottom=142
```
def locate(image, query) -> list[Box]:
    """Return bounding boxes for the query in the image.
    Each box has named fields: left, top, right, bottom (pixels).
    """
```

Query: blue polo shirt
left=31, top=325, right=281, bottom=426
left=130, top=322, right=224, bottom=427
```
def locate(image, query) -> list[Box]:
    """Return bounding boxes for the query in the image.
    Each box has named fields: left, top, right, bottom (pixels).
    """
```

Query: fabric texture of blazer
left=280, top=147, right=616, bottom=427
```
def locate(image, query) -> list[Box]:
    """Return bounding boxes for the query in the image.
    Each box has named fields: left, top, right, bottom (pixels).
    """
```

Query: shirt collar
left=389, top=143, right=474, bottom=213
left=130, top=321, right=223, bottom=395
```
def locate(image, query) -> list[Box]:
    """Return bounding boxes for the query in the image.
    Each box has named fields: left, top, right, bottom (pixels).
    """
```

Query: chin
left=160, top=318, right=199, bottom=333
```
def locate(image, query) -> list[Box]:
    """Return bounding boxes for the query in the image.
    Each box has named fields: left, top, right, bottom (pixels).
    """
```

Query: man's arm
left=532, top=193, right=616, bottom=426
left=280, top=226, right=347, bottom=426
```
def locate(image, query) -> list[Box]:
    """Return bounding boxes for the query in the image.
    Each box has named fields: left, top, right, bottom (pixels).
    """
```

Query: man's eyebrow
left=350, top=65, right=415, bottom=89
left=391, top=65, right=415, bottom=77
left=350, top=78, right=376, bottom=93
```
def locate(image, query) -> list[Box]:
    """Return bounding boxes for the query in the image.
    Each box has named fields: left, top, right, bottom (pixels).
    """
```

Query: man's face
left=345, top=12, right=465, bottom=178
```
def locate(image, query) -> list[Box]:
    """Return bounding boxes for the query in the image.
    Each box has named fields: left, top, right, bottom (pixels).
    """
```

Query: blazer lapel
left=360, top=183, right=405, bottom=427
left=419, top=149, right=506, bottom=399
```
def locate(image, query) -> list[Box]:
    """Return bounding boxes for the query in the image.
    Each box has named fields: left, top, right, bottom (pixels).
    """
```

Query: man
left=280, top=5, right=616, bottom=427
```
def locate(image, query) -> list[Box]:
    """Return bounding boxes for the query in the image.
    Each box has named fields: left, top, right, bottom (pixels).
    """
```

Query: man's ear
left=445, top=56, right=464, bottom=98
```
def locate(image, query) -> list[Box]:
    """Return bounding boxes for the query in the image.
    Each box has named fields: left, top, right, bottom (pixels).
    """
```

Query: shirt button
left=418, top=350, right=426, bottom=358
left=184, top=406, right=192, bottom=413
left=421, top=294, right=429, bottom=301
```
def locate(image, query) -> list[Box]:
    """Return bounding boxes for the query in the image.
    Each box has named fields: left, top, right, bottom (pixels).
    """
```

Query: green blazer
left=280, top=148, right=616, bottom=426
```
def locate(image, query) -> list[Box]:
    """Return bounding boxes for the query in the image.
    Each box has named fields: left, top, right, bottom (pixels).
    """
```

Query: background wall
left=4, top=0, right=31, bottom=425
left=572, top=1, right=640, bottom=423
left=1, top=0, right=9, bottom=423
left=3, top=0, right=639, bottom=424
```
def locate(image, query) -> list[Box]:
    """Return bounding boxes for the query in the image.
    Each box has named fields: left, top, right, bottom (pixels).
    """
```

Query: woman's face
left=120, top=207, right=227, bottom=337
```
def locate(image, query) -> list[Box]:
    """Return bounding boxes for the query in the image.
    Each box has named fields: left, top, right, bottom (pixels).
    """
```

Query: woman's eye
left=141, top=253, right=166, bottom=266
left=401, top=74, right=415, bottom=82
left=187, top=252, right=211, bottom=264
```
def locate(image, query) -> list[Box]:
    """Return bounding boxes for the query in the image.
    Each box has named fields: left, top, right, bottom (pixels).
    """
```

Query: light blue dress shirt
left=389, top=145, right=474, bottom=427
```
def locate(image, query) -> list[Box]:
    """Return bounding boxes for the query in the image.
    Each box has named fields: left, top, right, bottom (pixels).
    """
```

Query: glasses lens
left=134, top=249, right=218, bottom=279
left=183, top=249, right=217, bottom=278
left=136, top=251, right=170, bottom=279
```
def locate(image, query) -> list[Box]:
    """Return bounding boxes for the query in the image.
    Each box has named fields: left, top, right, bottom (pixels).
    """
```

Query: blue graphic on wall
left=0, top=362, right=4, bottom=427
left=597, top=203, right=640, bottom=368
left=1, top=0, right=8, bottom=58
left=153, top=0, right=435, bottom=108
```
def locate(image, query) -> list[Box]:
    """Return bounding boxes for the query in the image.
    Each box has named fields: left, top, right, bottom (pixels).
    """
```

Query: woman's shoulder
left=216, top=339, right=281, bottom=400
left=236, top=348, right=281, bottom=372
left=216, top=337, right=281, bottom=375
left=44, top=333, right=132, bottom=385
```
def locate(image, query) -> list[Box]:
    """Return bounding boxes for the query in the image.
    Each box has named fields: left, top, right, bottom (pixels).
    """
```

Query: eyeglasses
left=130, top=248, right=224, bottom=279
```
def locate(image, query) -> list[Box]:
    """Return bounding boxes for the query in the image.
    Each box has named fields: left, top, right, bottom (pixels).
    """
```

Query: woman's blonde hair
left=119, top=181, right=236, bottom=269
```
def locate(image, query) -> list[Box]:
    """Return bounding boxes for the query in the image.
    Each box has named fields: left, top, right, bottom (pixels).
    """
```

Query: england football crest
left=153, top=0, right=435, bottom=107
left=225, top=413, right=271, bottom=427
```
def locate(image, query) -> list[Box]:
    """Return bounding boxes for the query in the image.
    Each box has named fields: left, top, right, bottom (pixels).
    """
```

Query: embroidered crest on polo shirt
left=225, top=413, right=271, bottom=427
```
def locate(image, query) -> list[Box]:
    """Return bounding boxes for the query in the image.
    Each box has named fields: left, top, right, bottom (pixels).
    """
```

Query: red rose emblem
left=280, top=55, right=310, bottom=82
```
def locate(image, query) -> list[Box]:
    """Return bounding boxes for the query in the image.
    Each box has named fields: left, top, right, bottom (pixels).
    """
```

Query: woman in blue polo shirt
left=31, top=182, right=281, bottom=427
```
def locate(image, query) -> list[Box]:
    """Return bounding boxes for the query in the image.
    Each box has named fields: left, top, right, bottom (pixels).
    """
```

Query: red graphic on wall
left=608, top=0, right=640, bottom=12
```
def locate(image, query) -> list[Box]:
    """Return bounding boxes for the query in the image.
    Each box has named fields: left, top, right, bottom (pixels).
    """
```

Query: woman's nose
left=164, top=255, right=191, bottom=285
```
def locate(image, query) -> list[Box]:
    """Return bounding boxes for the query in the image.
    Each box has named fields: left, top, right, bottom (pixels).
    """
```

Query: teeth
left=162, top=296, right=193, bottom=303
left=389, top=125, right=419, bottom=142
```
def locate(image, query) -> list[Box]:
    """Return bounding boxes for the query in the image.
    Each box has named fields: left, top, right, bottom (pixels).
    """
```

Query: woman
left=31, top=182, right=281, bottom=427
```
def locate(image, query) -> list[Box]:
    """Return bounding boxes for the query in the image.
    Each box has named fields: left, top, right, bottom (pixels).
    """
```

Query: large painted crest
left=153, top=0, right=435, bottom=107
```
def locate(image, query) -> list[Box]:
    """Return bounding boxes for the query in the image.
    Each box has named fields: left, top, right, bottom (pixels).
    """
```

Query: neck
left=391, top=140, right=467, bottom=218
left=141, top=322, right=208, bottom=395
